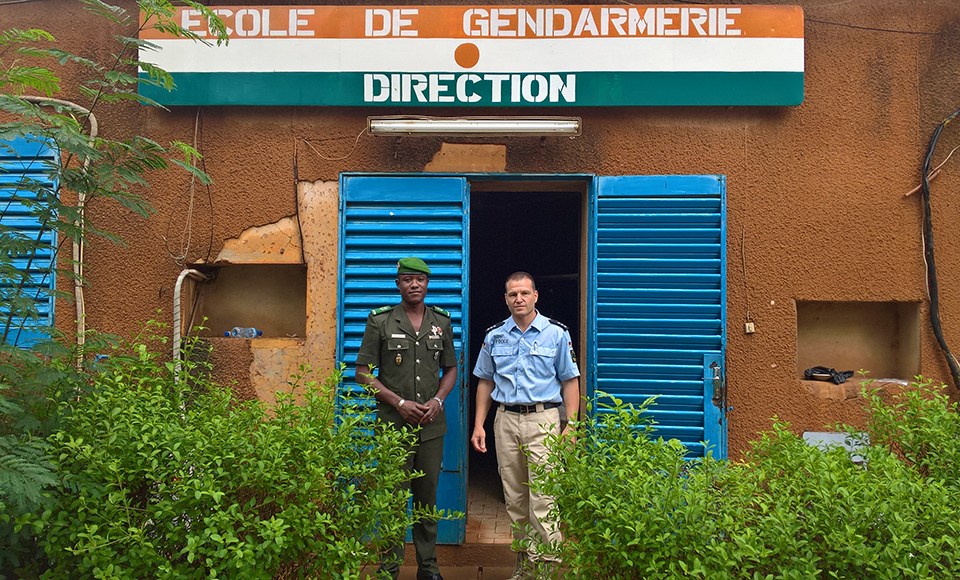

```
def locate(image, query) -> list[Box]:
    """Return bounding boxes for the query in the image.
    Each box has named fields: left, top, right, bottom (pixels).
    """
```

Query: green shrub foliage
left=37, top=335, right=422, bottom=580
left=1, top=1, right=225, bottom=574
left=532, top=383, right=960, bottom=579
left=858, top=379, right=960, bottom=485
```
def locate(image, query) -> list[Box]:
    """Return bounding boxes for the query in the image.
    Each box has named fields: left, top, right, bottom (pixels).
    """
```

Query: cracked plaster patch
left=207, top=180, right=340, bottom=407
left=425, top=143, right=506, bottom=172
left=250, top=338, right=308, bottom=405
left=216, top=217, right=303, bottom=264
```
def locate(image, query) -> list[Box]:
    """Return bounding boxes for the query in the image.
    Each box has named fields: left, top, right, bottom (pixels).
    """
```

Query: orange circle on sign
left=454, top=43, right=480, bottom=69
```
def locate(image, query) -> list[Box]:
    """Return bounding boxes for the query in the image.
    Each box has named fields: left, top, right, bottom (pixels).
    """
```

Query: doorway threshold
left=466, top=485, right=512, bottom=544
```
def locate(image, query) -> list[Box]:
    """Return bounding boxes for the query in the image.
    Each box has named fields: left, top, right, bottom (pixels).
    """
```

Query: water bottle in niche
left=225, top=327, right=262, bottom=338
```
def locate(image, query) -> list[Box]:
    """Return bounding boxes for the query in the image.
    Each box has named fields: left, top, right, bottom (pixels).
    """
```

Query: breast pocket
left=387, top=339, right=410, bottom=353
left=490, top=344, right=519, bottom=374
left=491, top=345, right=519, bottom=358
left=529, top=347, right=558, bottom=379
left=531, top=347, right=557, bottom=358
left=426, top=339, right=444, bottom=366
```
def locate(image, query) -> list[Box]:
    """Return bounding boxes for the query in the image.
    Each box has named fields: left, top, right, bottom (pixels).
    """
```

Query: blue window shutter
left=337, top=175, right=469, bottom=544
left=0, top=137, right=58, bottom=347
left=590, top=175, right=727, bottom=458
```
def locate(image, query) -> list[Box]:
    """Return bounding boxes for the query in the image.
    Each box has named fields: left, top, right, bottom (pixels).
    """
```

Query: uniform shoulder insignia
left=485, top=321, right=506, bottom=334
left=370, top=305, right=393, bottom=316
left=548, top=318, right=569, bottom=331
left=431, top=305, right=451, bottom=317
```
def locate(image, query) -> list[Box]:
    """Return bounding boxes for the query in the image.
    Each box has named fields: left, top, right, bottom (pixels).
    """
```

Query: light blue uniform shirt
left=473, top=312, right=580, bottom=405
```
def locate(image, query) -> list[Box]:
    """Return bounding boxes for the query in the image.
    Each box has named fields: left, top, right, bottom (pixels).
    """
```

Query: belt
left=500, top=402, right=561, bottom=414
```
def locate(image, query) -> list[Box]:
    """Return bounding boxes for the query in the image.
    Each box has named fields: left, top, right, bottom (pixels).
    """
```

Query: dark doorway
left=467, top=187, right=583, bottom=512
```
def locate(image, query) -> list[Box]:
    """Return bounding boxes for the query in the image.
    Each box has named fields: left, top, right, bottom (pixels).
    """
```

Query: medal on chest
left=395, top=351, right=403, bottom=365
left=434, top=350, right=440, bottom=361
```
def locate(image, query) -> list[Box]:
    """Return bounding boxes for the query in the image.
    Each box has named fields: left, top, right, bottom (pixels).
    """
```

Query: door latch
left=710, top=361, right=724, bottom=405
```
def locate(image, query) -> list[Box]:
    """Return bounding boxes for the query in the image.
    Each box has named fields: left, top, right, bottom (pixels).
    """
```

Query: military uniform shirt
left=356, top=303, right=457, bottom=441
left=473, top=311, right=580, bottom=405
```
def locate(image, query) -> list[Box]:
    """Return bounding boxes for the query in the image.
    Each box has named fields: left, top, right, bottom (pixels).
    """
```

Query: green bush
left=857, top=377, right=960, bottom=485
left=0, top=334, right=122, bottom=578
left=532, top=383, right=960, bottom=579
left=530, top=396, right=727, bottom=579
left=34, top=332, right=424, bottom=580
left=715, top=423, right=959, bottom=579
left=2, top=1, right=225, bottom=575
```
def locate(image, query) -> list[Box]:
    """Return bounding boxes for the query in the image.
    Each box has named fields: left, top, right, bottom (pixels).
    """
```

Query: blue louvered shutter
left=0, top=137, right=58, bottom=347
left=337, top=175, right=468, bottom=544
left=590, top=175, right=727, bottom=458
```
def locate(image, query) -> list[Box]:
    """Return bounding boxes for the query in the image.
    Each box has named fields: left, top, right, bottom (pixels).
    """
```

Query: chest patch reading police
left=493, top=337, right=509, bottom=346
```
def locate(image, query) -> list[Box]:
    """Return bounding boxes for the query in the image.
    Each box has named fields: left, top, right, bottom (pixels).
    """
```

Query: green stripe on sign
left=139, top=71, right=804, bottom=107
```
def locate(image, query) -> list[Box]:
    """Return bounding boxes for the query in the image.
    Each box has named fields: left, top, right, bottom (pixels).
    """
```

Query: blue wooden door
left=337, top=175, right=468, bottom=544
left=0, top=137, right=58, bottom=347
left=590, top=175, right=727, bottom=458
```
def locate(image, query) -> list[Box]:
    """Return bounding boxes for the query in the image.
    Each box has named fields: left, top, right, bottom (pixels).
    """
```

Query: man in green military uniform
left=356, top=257, right=458, bottom=580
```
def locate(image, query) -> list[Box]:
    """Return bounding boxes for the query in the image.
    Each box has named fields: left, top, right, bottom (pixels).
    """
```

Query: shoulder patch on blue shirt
left=548, top=318, right=569, bottom=331
left=371, top=305, right=393, bottom=316
left=431, top=305, right=450, bottom=317
left=485, top=321, right=506, bottom=334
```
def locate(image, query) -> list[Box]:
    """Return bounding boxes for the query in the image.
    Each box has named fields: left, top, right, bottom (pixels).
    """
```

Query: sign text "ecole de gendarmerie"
left=181, top=6, right=748, bottom=105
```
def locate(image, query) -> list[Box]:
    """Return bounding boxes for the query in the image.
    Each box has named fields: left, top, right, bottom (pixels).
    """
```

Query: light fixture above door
left=367, top=116, right=582, bottom=137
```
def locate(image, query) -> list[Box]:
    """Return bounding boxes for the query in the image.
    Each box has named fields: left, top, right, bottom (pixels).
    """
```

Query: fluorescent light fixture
left=367, top=116, right=581, bottom=136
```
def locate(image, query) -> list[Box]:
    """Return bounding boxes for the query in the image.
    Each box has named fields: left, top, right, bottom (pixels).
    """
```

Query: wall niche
left=193, top=264, right=307, bottom=339
left=796, top=301, right=920, bottom=381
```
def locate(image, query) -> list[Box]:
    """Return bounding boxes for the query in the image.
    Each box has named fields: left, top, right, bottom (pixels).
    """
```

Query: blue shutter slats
left=600, top=318, right=722, bottom=333
left=337, top=179, right=467, bottom=376
left=592, top=175, right=727, bottom=458
left=0, top=137, right=58, bottom=347
left=337, top=175, right=468, bottom=544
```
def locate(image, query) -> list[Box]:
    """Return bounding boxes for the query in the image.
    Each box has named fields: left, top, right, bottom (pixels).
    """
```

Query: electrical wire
left=920, top=107, right=960, bottom=391
left=198, top=108, right=214, bottom=263
left=740, top=225, right=751, bottom=324
left=164, top=108, right=213, bottom=266
left=293, top=138, right=306, bottom=265
left=301, top=127, right=367, bottom=162
left=904, top=143, right=960, bottom=197
left=656, top=0, right=960, bottom=37
left=805, top=18, right=960, bottom=36
left=170, top=110, right=216, bottom=347
left=163, top=111, right=199, bottom=266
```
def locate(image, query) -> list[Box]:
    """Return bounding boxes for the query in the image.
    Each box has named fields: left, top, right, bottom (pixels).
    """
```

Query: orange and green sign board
left=139, top=5, right=804, bottom=107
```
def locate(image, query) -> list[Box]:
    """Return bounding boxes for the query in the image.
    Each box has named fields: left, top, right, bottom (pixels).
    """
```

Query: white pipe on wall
left=173, top=268, right=208, bottom=382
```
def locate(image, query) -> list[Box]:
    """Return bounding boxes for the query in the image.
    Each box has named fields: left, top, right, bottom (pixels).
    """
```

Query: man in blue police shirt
left=471, top=271, right=580, bottom=580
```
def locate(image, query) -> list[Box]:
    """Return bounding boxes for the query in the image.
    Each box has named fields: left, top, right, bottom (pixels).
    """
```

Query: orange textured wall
left=8, top=0, right=960, bottom=457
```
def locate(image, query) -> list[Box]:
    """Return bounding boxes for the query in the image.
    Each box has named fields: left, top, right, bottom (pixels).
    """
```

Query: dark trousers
left=380, top=435, right=444, bottom=579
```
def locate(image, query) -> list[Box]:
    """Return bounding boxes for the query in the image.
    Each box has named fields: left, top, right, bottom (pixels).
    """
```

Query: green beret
left=397, top=257, right=431, bottom=275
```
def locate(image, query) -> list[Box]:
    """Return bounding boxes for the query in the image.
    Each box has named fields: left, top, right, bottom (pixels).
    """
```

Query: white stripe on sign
left=145, top=37, right=803, bottom=74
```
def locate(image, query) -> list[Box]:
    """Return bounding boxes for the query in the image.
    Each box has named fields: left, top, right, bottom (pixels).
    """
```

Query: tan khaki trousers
left=493, top=405, right=562, bottom=561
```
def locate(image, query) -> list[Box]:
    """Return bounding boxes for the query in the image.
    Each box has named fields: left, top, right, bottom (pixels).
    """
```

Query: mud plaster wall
left=10, top=0, right=960, bottom=457
left=201, top=180, right=340, bottom=404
